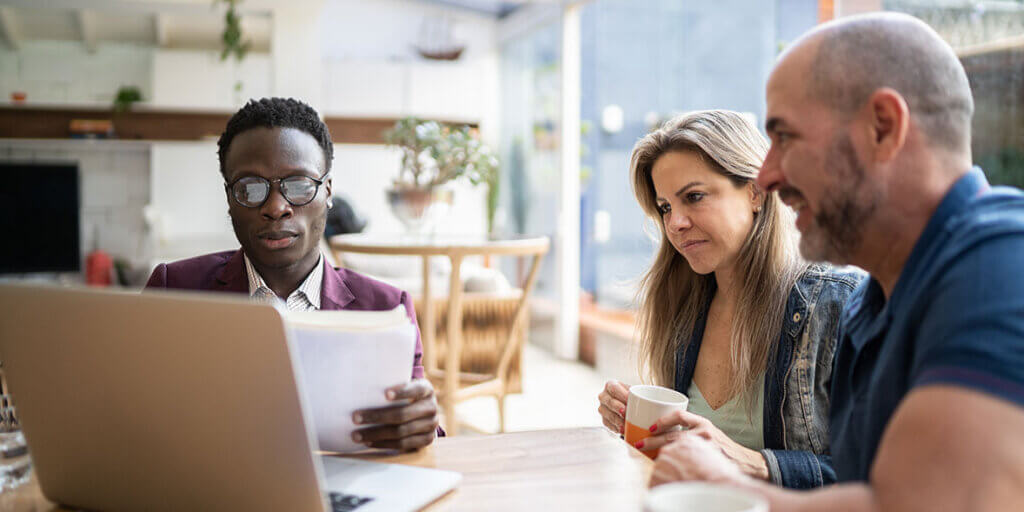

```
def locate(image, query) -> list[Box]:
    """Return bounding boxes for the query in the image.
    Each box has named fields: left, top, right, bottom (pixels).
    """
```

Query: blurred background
left=0, top=0, right=1021, bottom=433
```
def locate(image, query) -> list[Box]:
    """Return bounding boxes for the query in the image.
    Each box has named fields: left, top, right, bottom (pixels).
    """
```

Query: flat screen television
left=0, top=162, right=80, bottom=274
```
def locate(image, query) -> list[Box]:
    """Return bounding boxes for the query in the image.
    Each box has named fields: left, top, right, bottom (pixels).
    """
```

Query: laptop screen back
left=0, top=285, right=327, bottom=512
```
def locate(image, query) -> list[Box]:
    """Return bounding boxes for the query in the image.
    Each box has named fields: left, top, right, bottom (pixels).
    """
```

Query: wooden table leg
left=422, top=255, right=436, bottom=373
left=443, top=254, right=464, bottom=435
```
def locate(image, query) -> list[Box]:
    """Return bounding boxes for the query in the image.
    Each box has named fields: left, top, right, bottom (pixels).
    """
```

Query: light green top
left=686, top=373, right=765, bottom=451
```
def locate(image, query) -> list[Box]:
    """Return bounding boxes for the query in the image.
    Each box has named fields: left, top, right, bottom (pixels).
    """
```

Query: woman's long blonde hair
left=630, top=110, right=807, bottom=409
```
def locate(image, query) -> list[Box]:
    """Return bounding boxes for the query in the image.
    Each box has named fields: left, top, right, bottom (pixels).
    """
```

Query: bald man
left=650, top=13, right=1024, bottom=511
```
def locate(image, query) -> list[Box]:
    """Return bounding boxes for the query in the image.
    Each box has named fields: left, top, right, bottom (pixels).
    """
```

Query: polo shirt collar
left=846, top=167, right=989, bottom=349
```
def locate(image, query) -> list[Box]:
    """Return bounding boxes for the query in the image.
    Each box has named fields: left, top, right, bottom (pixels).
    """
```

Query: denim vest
left=674, top=264, right=865, bottom=489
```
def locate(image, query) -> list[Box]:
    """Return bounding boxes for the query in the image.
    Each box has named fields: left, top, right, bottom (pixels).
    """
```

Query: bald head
left=792, top=13, right=974, bottom=155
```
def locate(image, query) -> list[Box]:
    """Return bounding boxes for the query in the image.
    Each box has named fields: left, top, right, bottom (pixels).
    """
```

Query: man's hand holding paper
left=351, top=379, right=439, bottom=451
left=287, top=306, right=435, bottom=453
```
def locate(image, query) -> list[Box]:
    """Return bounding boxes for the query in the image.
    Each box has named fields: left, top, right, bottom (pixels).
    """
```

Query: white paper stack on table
left=284, top=305, right=416, bottom=453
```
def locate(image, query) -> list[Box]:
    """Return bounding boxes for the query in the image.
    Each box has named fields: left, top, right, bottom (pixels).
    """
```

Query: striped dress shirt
left=243, top=253, right=323, bottom=311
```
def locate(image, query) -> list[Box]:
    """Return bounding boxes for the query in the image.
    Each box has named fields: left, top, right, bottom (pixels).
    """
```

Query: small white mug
left=624, top=385, right=688, bottom=458
left=645, top=482, right=768, bottom=512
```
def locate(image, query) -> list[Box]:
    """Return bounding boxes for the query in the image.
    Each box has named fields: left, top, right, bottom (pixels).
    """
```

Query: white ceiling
left=0, top=0, right=537, bottom=54
left=0, top=1, right=272, bottom=53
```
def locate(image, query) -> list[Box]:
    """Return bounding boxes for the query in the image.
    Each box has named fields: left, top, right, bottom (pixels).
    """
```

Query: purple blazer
left=145, top=249, right=425, bottom=380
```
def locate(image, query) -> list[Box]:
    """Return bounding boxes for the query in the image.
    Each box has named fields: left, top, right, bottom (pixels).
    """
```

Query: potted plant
left=112, top=86, right=143, bottom=113
left=384, top=118, right=498, bottom=233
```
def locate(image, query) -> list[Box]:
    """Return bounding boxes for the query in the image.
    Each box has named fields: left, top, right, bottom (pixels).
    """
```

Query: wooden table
left=4, top=428, right=655, bottom=511
left=329, top=234, right=551, bottom=434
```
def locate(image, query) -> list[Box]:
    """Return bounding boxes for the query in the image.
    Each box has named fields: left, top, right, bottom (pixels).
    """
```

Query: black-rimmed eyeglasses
left=225, top=174, right=327, bottom=208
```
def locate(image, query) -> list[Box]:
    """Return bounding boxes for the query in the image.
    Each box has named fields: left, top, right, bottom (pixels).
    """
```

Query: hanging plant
left=213, top=0, right=251, bottom=62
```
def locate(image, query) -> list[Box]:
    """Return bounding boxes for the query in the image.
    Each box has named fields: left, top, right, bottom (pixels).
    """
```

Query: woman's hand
left=637, top=409, right=770, bottom=480
left=597, top=380, right=631, bottom=433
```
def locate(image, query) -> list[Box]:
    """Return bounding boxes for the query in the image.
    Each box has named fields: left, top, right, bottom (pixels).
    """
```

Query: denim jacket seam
left=813, top=269, right=862, bottom=290
left=776, top=273, right=812, bottom=449
left=802, top=276, right=827, bottom=452
left=795, top=276, right=825, bottom=453
left=782, top=269, right=855, bottom=457
left=777, top=282, right=807, bottom=446
left=810, top=275, right=833, bottom=452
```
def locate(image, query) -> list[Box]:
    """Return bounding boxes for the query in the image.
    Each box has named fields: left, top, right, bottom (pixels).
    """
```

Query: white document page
left=286, top=306, right=416, bottom=452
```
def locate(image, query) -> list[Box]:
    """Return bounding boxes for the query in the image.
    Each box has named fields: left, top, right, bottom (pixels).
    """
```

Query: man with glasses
left=146, top=98, right=440, bottom=451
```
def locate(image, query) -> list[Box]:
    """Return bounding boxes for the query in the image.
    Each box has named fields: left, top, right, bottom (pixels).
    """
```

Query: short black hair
left=217, top=97, right=334, bottom=176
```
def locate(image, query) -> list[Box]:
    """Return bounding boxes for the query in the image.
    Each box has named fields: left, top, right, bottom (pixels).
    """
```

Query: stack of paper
left=285, top=306, right=416, bottom=452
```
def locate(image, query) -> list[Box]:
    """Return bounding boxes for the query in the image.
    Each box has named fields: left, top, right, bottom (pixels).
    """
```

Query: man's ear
left=325, top=174, right=333, bottom=203
left=864, top=88, right=909, bottom=163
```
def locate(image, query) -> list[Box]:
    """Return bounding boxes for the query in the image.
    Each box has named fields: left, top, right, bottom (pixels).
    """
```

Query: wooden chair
left=414, top=291, right=527, bottom=432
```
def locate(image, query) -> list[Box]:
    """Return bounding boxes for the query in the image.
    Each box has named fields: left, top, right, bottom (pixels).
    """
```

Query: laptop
left=0, top=284, right=461, bottom=512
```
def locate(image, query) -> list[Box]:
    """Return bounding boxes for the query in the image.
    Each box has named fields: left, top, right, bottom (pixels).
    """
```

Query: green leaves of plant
left=383, top=117, right=499, bottom=190
left=214, top=0, right=250, bottom=62
left=112, top=86, right=143, bottom=113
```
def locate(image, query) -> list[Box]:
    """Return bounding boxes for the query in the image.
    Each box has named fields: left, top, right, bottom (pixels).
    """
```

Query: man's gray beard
left=798, top=133, right=877, bottom=264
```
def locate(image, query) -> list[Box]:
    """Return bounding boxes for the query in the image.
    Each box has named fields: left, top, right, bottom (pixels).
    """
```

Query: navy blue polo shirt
left=830, top=168, right=1024, bottom=482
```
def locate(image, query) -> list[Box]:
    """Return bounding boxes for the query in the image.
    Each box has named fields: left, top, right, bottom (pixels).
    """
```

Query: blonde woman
left=597, top=110, right=864, bottom=488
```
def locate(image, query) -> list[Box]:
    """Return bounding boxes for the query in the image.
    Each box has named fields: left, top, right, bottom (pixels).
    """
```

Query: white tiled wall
left=0, top=140, right=151, bottom=269
left=0, top=41, right=152, bottom=105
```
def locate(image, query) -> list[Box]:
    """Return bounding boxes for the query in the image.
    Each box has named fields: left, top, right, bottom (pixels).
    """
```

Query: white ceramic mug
left=645, top=483, right=768, bottom=512
left=624, top=385, right=688, bottom=459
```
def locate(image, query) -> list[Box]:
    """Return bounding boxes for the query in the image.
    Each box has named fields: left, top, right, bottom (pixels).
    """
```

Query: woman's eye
left=657, top=203, right=671, bottom=215
left=685, top=192, right=705, bottom=203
